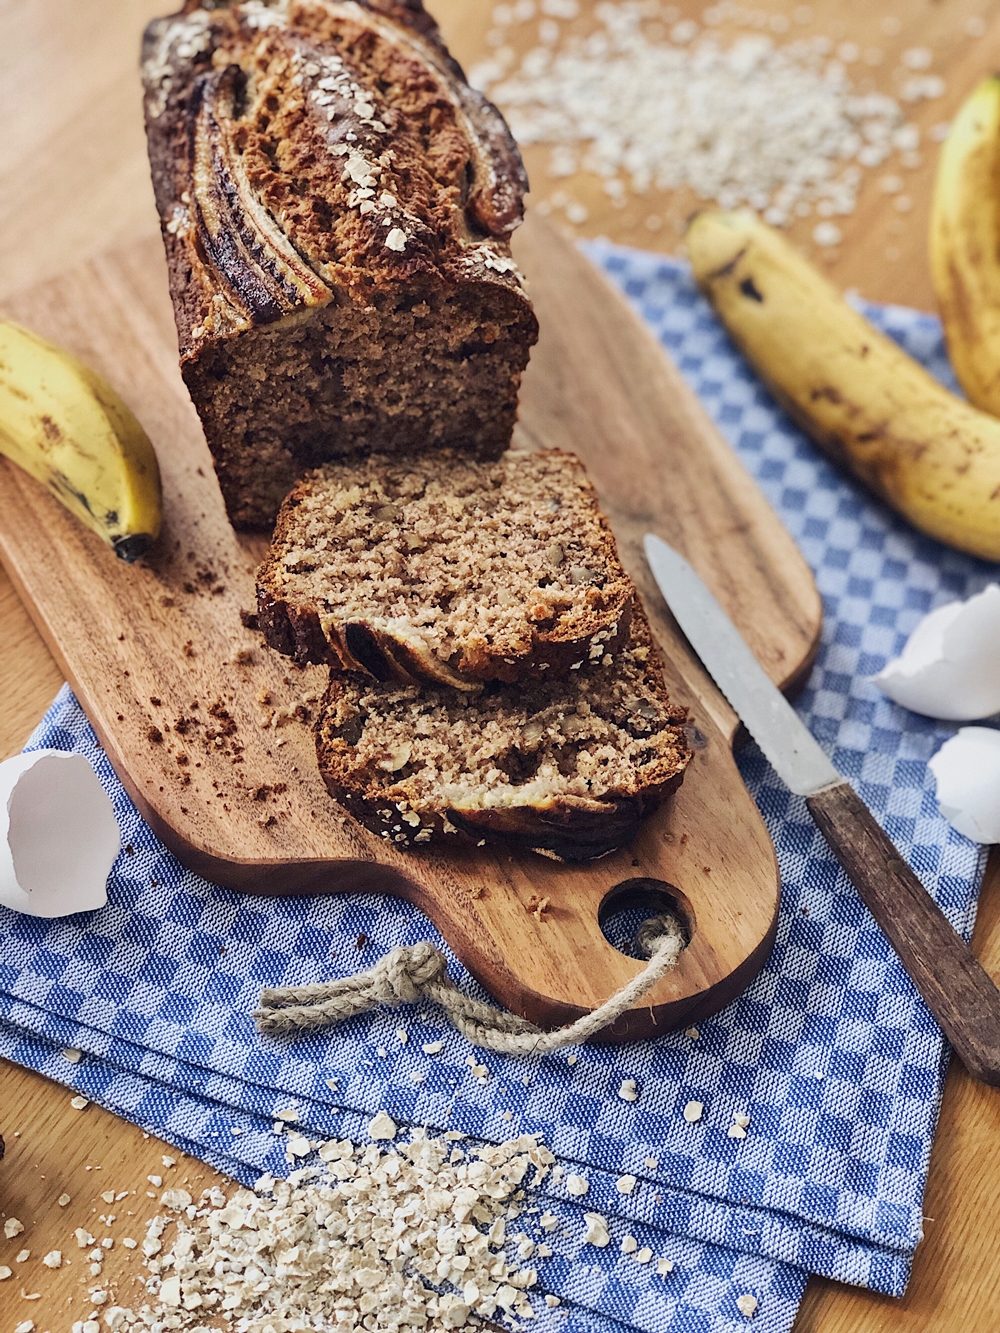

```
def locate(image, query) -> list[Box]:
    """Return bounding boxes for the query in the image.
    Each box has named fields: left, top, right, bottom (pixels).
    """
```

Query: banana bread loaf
left=257, top=448, right=635, bottom=686
left=314, top=605, right=691, bottom=861
left=141, top=0, right=538, bottom=528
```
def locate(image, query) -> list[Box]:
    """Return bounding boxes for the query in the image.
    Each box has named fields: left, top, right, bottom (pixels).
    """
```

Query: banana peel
left=0, top=320, right=162, bottom=562
left=687, top=209, right=1000, bottom=563
left=930, top=74, right=1000, bottom=417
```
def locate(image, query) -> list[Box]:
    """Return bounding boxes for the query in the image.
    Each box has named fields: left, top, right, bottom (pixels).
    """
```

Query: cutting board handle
left=807, top=781, right=1000, bottom=1086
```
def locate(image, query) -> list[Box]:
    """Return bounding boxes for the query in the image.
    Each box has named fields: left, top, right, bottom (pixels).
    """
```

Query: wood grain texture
left=0, top=212, right=820, bottom=1039
left=2, top=1, right=1000, bottom=1329
left=807, top=782, right=1000, bottom=1086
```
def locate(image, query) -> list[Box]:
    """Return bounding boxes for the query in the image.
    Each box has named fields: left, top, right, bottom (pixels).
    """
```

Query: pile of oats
left=69, top=1124, right=556, bottom=1332
left=472, top=0, right=947, bottom=234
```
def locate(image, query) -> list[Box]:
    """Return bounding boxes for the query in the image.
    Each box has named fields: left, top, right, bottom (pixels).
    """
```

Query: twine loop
left=254, top=912, right=686, bottom=1054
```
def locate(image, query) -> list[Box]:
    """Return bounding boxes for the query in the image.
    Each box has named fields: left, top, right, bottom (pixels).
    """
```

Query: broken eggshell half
left=0, top=750, right=119, bottom=916
left=873, top=584, right=1000, bottom=722
left=928, top=728, right=1000, bottom=845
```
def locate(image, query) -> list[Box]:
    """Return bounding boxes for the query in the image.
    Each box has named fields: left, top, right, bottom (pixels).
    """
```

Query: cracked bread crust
left=142, top=0, right=538, bottom=527
left=256, top=449, right=635, bottom=687
left=314, top=605, right=691, bottom=861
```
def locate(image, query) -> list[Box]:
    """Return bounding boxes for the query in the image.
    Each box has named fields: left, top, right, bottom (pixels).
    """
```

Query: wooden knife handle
left=807, top=781, right=1000, bottom=1087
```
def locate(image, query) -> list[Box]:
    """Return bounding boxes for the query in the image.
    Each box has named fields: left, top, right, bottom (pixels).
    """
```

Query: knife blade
left=644, top=533, right=1000, bottom=1086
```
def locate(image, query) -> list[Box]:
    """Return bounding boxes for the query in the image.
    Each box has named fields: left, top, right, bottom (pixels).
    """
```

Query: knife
left=644, top=533, right=1000, bottom=1086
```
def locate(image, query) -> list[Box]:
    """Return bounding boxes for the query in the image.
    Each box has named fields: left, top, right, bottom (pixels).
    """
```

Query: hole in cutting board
left=599, top=878, right=694, bottom=959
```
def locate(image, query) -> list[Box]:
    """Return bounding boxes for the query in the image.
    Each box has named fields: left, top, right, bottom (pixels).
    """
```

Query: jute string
left=254, top=913, right=685, bottom=1054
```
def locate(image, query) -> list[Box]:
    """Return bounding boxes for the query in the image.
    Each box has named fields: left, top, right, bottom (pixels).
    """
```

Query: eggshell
left=873, top=585, right=1000, bottom=721
left=928, top=728, right=1000, bottom=844
left=0, top=750, right=119, bottom=917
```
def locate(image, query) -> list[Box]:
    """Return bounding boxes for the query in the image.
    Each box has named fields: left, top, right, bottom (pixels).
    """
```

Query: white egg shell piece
left=873, top=585, right=1000, bottom=722
left=928, top=728, right=1000, bottom=845
left=0, top=750, right=119, bottom=917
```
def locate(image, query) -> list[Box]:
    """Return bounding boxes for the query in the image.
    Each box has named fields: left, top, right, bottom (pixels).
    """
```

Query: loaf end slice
left=258, top=449, right=635, bottom=686
left=142, top=0, right=538, bottom=528
left=315, top=605, right=691, bottom=861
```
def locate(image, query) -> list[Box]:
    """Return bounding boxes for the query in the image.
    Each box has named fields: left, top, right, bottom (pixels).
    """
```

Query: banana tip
left=112, top=533, right=156, bottom=563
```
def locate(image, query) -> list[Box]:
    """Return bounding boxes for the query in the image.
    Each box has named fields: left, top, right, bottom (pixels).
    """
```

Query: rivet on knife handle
left=807, top=781, right=1000, bottom=1087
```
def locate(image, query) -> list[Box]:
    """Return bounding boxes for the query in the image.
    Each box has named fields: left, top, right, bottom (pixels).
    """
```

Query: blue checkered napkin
left=0, top=689, right=806, bottom=1333
left=0, top=247, right=994, bottom=1333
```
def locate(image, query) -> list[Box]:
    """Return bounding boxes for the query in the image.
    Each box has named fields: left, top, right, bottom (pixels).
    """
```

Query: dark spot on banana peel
left=40, top=414, right=62, bottom=442
left=739, top=276, right=764, bottom=302
left=810, top=385, right=843, bottom=405
left=707, top=245, right=748, bottom=281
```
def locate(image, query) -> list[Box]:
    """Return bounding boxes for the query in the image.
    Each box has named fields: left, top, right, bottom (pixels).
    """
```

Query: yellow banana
left=686, top=209, right=1000, bottom=562
left=929, top=75, right=1000, bottom=416
left=0, top=320, right=162, bottom=562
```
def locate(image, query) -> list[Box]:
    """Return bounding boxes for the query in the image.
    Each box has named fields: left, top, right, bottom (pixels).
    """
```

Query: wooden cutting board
left=0, top=212, right=821, bottom=1039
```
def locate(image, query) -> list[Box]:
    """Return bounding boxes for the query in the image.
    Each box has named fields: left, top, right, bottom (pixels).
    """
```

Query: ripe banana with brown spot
left=686, top=209, right=1000, bottom=562
left=0, top=320, right=162, bottom=562
left=930, top=74, right=1000, bottom=416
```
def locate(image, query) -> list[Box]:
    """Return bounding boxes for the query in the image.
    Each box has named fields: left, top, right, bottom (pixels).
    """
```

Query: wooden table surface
left=1, top=1, right=999, bottom=1329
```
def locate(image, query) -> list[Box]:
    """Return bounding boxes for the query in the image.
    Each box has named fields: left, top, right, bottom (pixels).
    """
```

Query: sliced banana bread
left=314, top=606, right=690, bottom=861
left=257, top=449, right=635, bottom=687
left=141, top=0, right=538, bottom=528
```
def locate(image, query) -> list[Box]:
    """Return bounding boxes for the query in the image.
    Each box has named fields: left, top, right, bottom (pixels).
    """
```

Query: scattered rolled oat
left=657, top=1257, right=675, bottom=1275
left=621, top=1234, right=638, bottom=1254
left=728, top=1124, right=747, bottom=1139
left=644, top=1156, right=659, bottom=1170
left=16, top=1249, right=30, bottom=1262
left=13, top=1321, right=34, bottom=1333
left=565, top=1173, right=589, bottom=1196
left=683, top=1100, right=704, bottom=1123
left=159, top=1189, right=192, bottom=1212
left=274, top=1106, right=299, bottom=1122
left=70, top=1095, right=90, bottom=1110
left=737, top=1293, right=759, bottom=1317
left=75, top=1228, right=96, bottom=1248
left=616, top=1174, right=637, bottom=1194
left=0, top=1266, right=11, bottom=1280
left=62, top=1048, right=83, bottom=1063
left=684, top=1027, right=700, bottom=1040
left=582, top=1212, right=610, bottom=1247
left=146, top=1175, right=163, bottom=1188
left=422, top=1040, right=444, bottom=1054
left=161, top=1156, right=176, bottom=1168
left=41, top=1250, right=62, bottom=1269
left=367, top=1109, right=398, bottom=1141
left=58, top=1194, right=71, bottom=1207
left=733, top=1113, right=751, bottom=1128
left=635, top=1246, right=653, bottom=1264
left=4, top=1218, right=24, bottom=1238
left=618, top=1078, right=638, bottom=1102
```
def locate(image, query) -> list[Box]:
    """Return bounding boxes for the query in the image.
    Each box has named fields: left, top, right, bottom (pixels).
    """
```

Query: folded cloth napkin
left=0, top=244, right=993, bottom=1333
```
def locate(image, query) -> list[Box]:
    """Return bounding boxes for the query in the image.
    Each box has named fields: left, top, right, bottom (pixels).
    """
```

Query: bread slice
left=314, top=606, right=690, bottom=861
left=141, top=0, right=538, bottom=528
left=257, top=449, right=635, bottom=687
